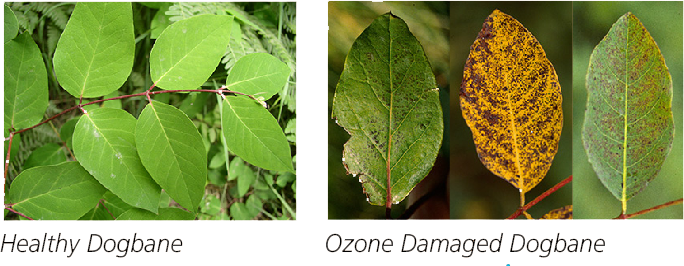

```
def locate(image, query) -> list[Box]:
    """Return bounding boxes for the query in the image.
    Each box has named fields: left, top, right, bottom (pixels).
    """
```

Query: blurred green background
left=450, top=2, right=573, bottom=219
left=328, top=1, right=449, bottom=219
left=573, top=2, right=683, bottom=219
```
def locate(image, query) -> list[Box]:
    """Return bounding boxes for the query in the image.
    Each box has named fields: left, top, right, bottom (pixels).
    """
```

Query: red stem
left=507, top=175, right=573, bottom=219
left=616, top=198, right=683, bottom=219
left=100, top=199, right=116, bottom=220
left=4, top=206, right=34, bottom=220
left=4, top=132, right=14, bottom=191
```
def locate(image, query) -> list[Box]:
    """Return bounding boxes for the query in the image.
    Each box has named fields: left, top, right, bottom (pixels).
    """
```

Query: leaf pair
left=52, top=3, right=235, bottom=97
left=70, top=106, right=204, bottom=216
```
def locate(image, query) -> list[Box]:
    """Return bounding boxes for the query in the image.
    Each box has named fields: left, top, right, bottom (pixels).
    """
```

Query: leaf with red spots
left=582, top=13, right=674, bottom=212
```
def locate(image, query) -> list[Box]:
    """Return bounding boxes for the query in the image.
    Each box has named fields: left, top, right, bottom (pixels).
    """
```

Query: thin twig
left=4, top=132, right=15, bottom=187
left=507, top=175, right=573, bottom=219
left=616, top=198, right=683, bottom=219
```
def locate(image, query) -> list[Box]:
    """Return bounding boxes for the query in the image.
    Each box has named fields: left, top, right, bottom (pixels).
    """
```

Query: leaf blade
left=225, top=53, right=290, bottom=99
left=4, top=32, right=48, bottom=130
left=4, top=5, right=18, bottom=43
left=9, top=162, right=107, bottom=220
left=460, top=10, right=563, bottom=192
left=150, top=14, right=233, bottom=90
left=136, top=101, right=207, bottom=212
left=331, top=13, right=443, bottom=206
left=582, top=12, right=674, bottom=203
left=53, top=2, right=134, bottom=98
left=73, top=108, right=161, bottom=213
left=22, top=143, right=67, bottom=170
left=221, top=96, right=294, bottom=173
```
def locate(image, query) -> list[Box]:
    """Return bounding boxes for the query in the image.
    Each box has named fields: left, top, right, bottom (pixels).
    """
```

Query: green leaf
left=150, top=3, right=172, bottom=39
left=331, top=13, right=443, bottom=206
left=245, top=194, right=263, bottom=218
left=209, top=150, right=226, bottom=169
left=150, top=14, right=233, bottom=90
left=228, top=156, right=245, bottom=181
left=22, top=143, right=67, bottom=170
left=60, top=117, right=79, bottom=150
left=102, top=191, right=134, bottom=219
left=277, top=172, right=296, bottom=188
left=9, top=162, right=107, bottom=220
left=117, top=208, right=195, bottom=220
left=53, top=2, right=134, bottom=98
left=229, top=202, right=252, bottom=220
left=4, top=5, right=18, bottom=43
left=136, top=101, right=206, bottom=212
left=4, top=32, right=48, bottom=130
left=79, top=203, right=113, bottom=220
left=200, top=195, right=221, bottom=216
left=237, top=164, right=256, bottom=198
left=225, top=53, right=290, bottom=99
left=582, top=13, right=674, bottom=205
left=221, top=96, right=294, bottom=173
left=73, top=108, right=161, bottom=213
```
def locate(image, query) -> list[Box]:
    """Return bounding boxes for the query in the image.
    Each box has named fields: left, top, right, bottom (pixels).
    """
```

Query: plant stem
left=4, top=132, right=15, bottom=188
left=616, top=198, right=683, bottom=219
left=507, top=175, right=573, bottom=219
left=4, top=206, right=33, bottom=220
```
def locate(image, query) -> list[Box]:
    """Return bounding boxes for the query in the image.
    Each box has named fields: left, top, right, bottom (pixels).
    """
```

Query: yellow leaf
left=460, top=10, right=563, bottom=193
left=540, top=205, right=572, bottom=219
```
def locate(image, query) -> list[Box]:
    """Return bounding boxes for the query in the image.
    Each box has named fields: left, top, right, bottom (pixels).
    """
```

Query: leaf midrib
left=621, top=18, right=629, bottom=209
left=385, top=15, right=395, bottom=207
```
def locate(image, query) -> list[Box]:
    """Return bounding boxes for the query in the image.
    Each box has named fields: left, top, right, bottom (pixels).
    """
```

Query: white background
left=2, top=1, right=683, bottom=265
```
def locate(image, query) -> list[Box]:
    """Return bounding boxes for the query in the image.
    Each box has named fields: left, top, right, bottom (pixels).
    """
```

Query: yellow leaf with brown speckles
left=460, top=10, right=562, bottom=193
left=540, top=205, right=572, bottom=219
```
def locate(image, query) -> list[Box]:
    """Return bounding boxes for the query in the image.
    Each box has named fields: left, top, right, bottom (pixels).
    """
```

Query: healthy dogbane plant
left=4, top=2, right=295, bottom=220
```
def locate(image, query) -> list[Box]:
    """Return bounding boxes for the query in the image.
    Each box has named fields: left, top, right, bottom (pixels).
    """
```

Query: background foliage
left=573, top=1, right=683, bottom=219
left=328, top=1, right=449, bottom=219
left=450, top=2, right=572, bottom=219
left=4, top=2, right=296, bottom=220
